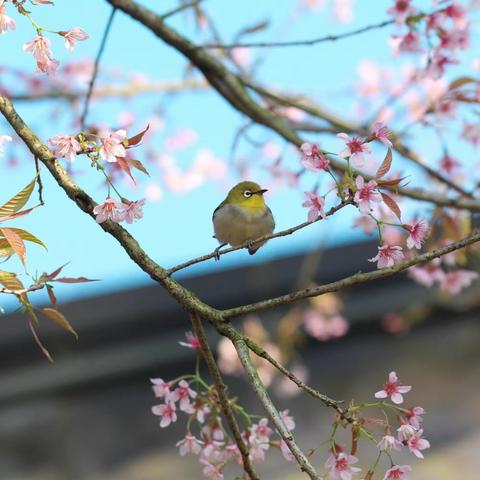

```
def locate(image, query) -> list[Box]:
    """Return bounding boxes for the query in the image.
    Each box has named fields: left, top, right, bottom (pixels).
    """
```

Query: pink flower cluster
left=0, top=1, right=15, bottom=35
left=23, top=35, right=59, bottom=76
left=93, top=198, right=145, bottom=224
left=150, top=371, right=296, bottom=479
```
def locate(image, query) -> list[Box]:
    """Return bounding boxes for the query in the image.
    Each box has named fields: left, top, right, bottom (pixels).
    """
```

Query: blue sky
left=0, top=0, right=478, bottom=311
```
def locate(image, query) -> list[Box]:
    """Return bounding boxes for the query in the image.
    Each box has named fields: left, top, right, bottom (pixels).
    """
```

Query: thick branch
left=222, top=231, right=480, bottom=318
left=189, top=312, right=259, bottom=480
left=106, top=0, right=480, bottom=212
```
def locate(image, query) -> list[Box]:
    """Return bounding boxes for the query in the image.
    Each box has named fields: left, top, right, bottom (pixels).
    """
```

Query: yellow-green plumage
left=213, top=181, right=275, bottom=255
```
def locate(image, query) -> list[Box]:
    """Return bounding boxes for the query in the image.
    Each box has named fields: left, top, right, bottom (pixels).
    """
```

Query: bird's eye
left=243, top=190, right=252, bottom=198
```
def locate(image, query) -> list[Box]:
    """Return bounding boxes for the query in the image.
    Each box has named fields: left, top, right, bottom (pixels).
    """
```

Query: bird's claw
left=213, top=243, right=227, bottom=261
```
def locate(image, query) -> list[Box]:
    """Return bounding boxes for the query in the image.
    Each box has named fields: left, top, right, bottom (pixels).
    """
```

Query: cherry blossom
left=61, top=28, right=89, bottom=51
left=176, top=433, right=204, bottom=456
left=0, top=134, right=12, bottom=156
left=397, top=31, right=422, bottom=53
left=200, top=459, right=224, bottom=480
left=152, top=401, right=177, bottom=428
left=383, top=465, right=412, bottom=480
left=280, top=439, right=294, bottom=461
left=121, top=199, right=145, bottom=224
left=179, top=331, right=201, bottom=350
left=99, top=129, right=127, bottom=163
left=48, top=134, right=81, bottom=162
left=168, top=379, right=196, bottom=413
left=406, top=429, right=430, bottom=458
left=408, top=260, right=445, bottom=288
left=387, top=0, right=416, bottom=24
left=201, top=438, right=225, bottom=462
left=23, top=35, right=59, bottom=75
left=303, top=309, right=349, bottom=341
left=397, top=424, right=416, bottom=441
left=325, top=452, right=362, bottom=480
left=150, top=377, right=171, bottom=398
left=462, top=122, right=480, bottom=146
left=250, top=418, right=273, bottom=444
left=337, top=133, right=370, bottom=167
left=203, top=419, right=225, bottom=441
left=93, top=198, right=126, bottom=224
left=375, top=371, right=411, bottom=404
left=300, top=142, right=329, bottom=171
left=369, top=245, right=404, bottom=269
left=302, top=192, right=325, bottom=222
left=0, top=3, right=15, bottom=35
left=439, top=269, right=478, bottom=295
left=405, top=219, right=429, bottom=249
left=405, top=406, right=425, bottom=430
left=280, top=409, right=295, bottom=431
left=192, top=398, right=211, bottom=423
left=377, top=434, right=401, bottom=452
left=371, top=122, right=392, bottom=147
left=354, top=176, right=382, bottom=214
left=439, top=153, right=461, bottom=176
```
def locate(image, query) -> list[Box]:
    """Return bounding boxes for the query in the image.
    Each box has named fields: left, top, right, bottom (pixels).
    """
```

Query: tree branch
left=189, top=312, right=259, bottom=480
left=221, top=230, right=480, bottom=319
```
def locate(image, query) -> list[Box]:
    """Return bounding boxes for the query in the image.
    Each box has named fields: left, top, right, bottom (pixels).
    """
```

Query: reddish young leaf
left=42, top=307, right=78, bottom=339
left=375, top=148, right=393, bottom=179
left=28, top=318, right=53, bottom=362
left=41, top=262, right=69, bottom=282
left=53, top=276, right=98, bottom=283
left=8, top=228, right=47, bottom=249
left=127, top=124, right=150, bottom=146
left=0, top=227, right=26, bottom=265
left=46, top=285, right=57, bottom=305
left=381, top=193, right=402, bottom=220
left=0, top=207, right=36, bottom=222
left=116, top=156, right=136, bottom=184
left=377, top=176, right=407, bottom=187
left=126, top=158, right=149, bottom=176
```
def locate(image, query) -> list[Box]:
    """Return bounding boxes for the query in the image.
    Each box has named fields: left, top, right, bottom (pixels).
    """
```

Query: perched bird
left=213, top=181, right=275, bottom=257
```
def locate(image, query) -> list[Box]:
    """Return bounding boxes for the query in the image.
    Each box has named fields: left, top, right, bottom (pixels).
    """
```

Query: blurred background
left=1, top=0, right=480, bottom=479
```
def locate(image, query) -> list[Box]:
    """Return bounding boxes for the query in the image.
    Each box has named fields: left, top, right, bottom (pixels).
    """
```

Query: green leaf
left=2, top=228, right=47, bottom=250
left=0, top=178, right=36, bottom=217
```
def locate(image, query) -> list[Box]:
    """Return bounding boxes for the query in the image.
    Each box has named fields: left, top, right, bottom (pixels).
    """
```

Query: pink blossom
left=0, top=4, right=16, bottom=35
left=165, top=128, right=198, bottom=151
left=383, top=465, right=412, bottom=480
left=445, top=2, right=468, bottom=28
left=407, top=429, right=430, bottom=458
left=302, top=192, right=325, bottom=222
left=230, top=47, right=251, bottom=67
left=439, top=269, right=478, bottom=295
left=176, top=433, right=203, bottom=456
left=179, top=331, right=201, bottom=350
left=439, top=153, right=461, bottom=176
left=151, top=401, right=177, bottom=428
left=93, top=198, right=125, bottom=224
left=408, top=260, right=445, bottom=287
left=201, top=438, right=225, bottom=463
left=122, top=199, right=145, bottom=224
left=405, top=406, right=425, bottom=430
left=425, top=50, right=457, bottom=79
left=371, top=122, right=392, bottom=148
left=203, top=419, right=225, bottom=441
left=249, top=438, right=269, bottom=463
left=378, top=435, right=401, bottom=452
left=61, top=27, right=89, bottom=51
left=48, top=134, right=81, bottom=162
left=23, top=35, right=59, bottom=75
left=396, top=31, right=422, bottom=54
left=462, top=122, right=480, bottom=146
left=397, top=424, right=416, bottom=441
left=387, top=0, right=416, bottom=24
left=405, top=219, right=429, bottom=249
left=0, top=134, right=12, bottom=156
left=280, top=409, right=296, bottom=431
left=304, top=309, right=349, bottom=341
left=192, top=399, right=211, bottom=423
left=434, top=98, right=457, bottom=120
left=280, top=439, right=294, bottom=461
left=99, top=129, right=127, bottom=163
left=250, top=418, right=273, bottom=444
left=325, top=452, right=362, bottom=480
left=337, top=133, right=370, bottom=167
left=354, top=176, right=382, bottom=214
left=200, top=459, right=224, bottom=480
left=375, top=371, right=411, bottom=404
left=168, top=379, right=196, bottom=413
left=369, top=245, right=404, bottom=269
left=300, top=142, right=329, bottom=171
left=150, top=377, right=171, bottom=398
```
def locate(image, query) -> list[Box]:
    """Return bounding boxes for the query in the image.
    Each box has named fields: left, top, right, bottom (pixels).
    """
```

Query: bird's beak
left=254, top=189, right=268, bottom=195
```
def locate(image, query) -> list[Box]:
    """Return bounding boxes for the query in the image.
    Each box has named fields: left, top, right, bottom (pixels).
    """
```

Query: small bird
left=213, top=181, right=275, bottom=258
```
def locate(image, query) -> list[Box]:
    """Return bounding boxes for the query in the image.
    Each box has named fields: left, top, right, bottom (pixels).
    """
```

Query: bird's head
left=226, top=181, right=268, bottom=209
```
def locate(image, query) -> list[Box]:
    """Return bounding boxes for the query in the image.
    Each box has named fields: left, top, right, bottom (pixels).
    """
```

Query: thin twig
left=167, top=199, right=352, bottom=275
left=232, top=336, right=322, bottom=479
left=160, top=0, right=205, bottom=20
left=221, top=230, right=480, bottom=319
left=80, top=7, right=117, bottom=129
left=196, top=18, right=394, bottom=49
left=189, top=312, right=259, bottom=480
left=34, top=156, right=44, bottom=205
left=0, top=284, right=45, bottom=296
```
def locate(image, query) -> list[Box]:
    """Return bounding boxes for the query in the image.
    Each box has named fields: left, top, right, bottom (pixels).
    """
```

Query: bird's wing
left=212, top=199, right=227, bottom=222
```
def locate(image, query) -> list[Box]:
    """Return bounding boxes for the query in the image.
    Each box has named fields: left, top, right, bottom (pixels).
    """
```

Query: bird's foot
left=213, top=243, right=227, bottom=261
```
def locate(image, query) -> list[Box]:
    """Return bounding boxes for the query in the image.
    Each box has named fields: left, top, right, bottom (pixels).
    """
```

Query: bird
left=212, top=181, right=275, bottom=259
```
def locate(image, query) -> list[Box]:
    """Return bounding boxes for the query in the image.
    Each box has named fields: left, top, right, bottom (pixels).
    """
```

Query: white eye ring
left=243, top=190, right=252, bottom=198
